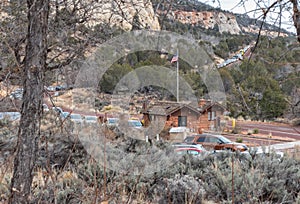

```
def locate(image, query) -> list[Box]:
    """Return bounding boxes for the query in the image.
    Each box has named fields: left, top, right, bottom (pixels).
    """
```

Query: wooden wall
left=143, top=104, right=226, bottom=136
left=199, top=106, right=224, bottom=131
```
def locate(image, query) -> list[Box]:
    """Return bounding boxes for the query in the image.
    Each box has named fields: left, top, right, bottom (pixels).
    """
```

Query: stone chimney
left=198, top=99, right=206, bottom=108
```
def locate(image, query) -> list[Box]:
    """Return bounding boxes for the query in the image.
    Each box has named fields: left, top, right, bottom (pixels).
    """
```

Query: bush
left=253, top=128, right=259, bottom=134
left=200, top=151, right=300, bottom=203
left=235, top=137, right=243, bottom=143
left=2, top=120, right=300, bottom=204
left=292, top=118, right=300, bottom=126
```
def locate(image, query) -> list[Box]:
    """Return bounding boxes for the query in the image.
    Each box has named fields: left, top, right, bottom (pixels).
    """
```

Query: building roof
left=144, top=101, right=200, bottom=116
left=199, top=101, right=227, bottom=113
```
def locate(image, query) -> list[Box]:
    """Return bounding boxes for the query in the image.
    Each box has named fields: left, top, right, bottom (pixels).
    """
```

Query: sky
left=198, top=0, right=296, bottom=33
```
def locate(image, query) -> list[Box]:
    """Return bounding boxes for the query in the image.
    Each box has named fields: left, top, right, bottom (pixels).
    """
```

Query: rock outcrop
left=93, top=0, right=160, bottom=31
left=160, top=9, right=289, bottom=37
left=163, top=10, right=241, bottom=34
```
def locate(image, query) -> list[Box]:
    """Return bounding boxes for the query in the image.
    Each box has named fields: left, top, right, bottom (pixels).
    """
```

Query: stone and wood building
left=142, top=99, right=227, bottom=141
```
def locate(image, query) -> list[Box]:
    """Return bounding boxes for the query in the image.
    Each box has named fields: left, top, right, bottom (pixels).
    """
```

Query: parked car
left=60, top=111, right=70, bottom=119
left=55, top=84, right=68, bottom=91
left=172, top=143, right=206, bottom=152
left=175, top=147, right=205, bottom=156
left=0, top=112, right=21, bottom=121
left=43, top=104, right=49, bottom=112
left=106, top=118, right=119, bottom=127
left=183, top=133, right=248, bottom=152
left=128, top=119, right=143, bottom=128
left=9, top=88, right=23, bottom=100
left=70, top=113, right=83, bottom=123
left=52, top=106, right=63, bottom=114
left=84, top=115, right=98, bottom=123
left=106, top=118, right=143, bottom=128
left=232, top=53, right=243, bottom=60
left=243, top=45, right=251, bottom=53
left=46, top=86, right=56, bottom=92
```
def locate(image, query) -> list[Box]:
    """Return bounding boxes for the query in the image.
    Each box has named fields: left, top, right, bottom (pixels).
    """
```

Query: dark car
left=183, top=133, right=248, bottom=152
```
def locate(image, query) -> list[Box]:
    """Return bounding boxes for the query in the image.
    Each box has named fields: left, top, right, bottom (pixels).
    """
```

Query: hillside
left=0, top=0, right=299, bottom=122
left=152, top=0, right=293, bottom=36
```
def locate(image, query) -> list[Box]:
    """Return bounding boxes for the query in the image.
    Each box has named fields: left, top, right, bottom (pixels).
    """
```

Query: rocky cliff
left=89, top=0, right=241, bottom=34
left=160, top=9, right=289, bottom=37
left=164, top=10, right=241, bottom=34
left=93, top=0, right=160, bottom=31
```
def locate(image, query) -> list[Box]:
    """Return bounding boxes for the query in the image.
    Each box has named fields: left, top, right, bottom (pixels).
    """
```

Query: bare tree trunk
left=291, top=0, right=300, bottom=43
left=9, top=0, right=49, bottom=203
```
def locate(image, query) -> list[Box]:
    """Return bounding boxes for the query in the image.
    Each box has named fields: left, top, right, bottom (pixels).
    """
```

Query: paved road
left=224, top=134, right=284, bottom=147
left=234, top=121, right=300, bottom=140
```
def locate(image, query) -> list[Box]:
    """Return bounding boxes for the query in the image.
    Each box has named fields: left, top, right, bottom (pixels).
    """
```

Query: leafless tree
left=229, top=0, right=300, bottom=43
left=1, top=0, right=152, bottom=202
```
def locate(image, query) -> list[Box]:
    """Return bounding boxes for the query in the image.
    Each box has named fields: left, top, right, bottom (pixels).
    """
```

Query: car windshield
left=218, top=135, right=232, bottom=144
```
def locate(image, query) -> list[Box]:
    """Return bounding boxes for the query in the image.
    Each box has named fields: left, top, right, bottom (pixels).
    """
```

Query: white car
left=0, top=112, right=21, bottom=121
left=84, top=115, right=98, bottom=123
left=172, top=143, right=207, bottom=152
left=70, top=113, right=83, bottom=123
left=9, top=88, right=23, bottom=100
left=60, top=111, right=70, bottom=119
left=43, top=104, right=49, bottom=112
left=106, top=118, right=119, bottom=127
left=52, top=106, right=63, bottom=114
left=128, top=119, right=143, bottom=128
left=46, top=86, right=56, bottom=92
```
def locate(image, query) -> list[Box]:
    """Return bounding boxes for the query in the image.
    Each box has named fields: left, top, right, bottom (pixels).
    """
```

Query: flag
left=171, top=55, right=178, bottom=63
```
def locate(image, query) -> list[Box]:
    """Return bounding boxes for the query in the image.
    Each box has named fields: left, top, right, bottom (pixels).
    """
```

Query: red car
left=183, top=134, right=248, bottom=152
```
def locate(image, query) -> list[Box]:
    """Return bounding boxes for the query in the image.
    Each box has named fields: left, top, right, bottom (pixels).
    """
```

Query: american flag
left=171, top=55, right=178, bottom=63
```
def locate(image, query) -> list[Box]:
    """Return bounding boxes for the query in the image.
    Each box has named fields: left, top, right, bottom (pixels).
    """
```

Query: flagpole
left=176, top=49, right=179, bottom=102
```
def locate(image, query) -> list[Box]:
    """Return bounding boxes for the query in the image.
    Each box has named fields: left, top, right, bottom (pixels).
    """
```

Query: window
left=196, top=136, right=206, bottom=142
left=208, top=111, right=216, bottom=121
left=187, top=150, right=199, bottom=155
left=212, top=111, right=215, bottom=120
left=208, top=136, right=219, bottom=143
left=178, top=116, right=187, bottom=127
left=184, top=136, right=195, bottom=143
